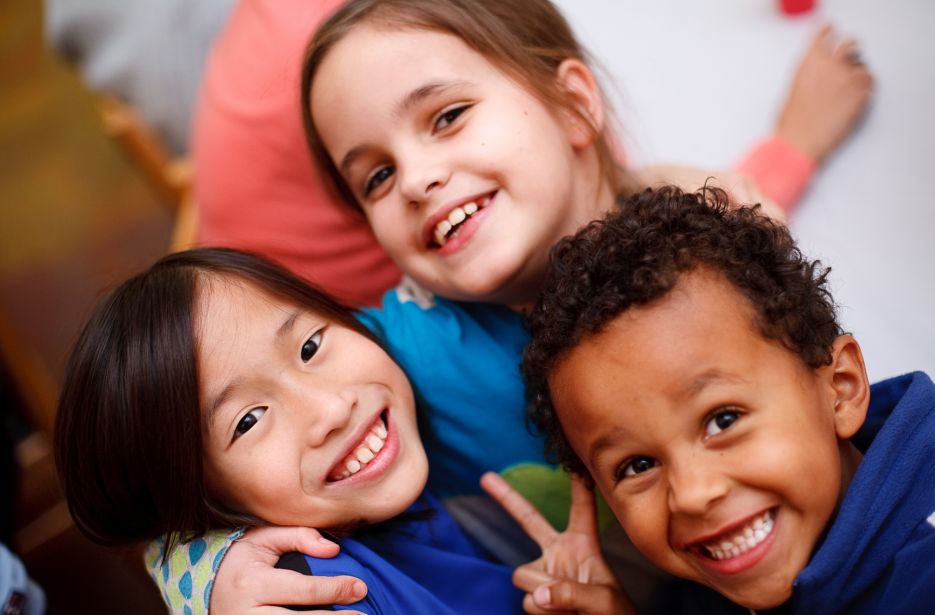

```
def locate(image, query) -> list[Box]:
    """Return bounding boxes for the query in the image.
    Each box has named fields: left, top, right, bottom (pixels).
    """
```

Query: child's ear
left=555, top=59, right=605, bottom=149
left=824, top=335, right=871, bottom=440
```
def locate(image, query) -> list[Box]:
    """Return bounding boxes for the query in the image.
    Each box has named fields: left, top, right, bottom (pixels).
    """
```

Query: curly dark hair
left=523, top=185, right=843, bottom=475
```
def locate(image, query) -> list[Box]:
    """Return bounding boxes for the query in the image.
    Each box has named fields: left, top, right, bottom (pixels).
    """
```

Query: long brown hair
left=301, top=0, right=622, bottom=211
left=54, top=248, right=379, bottom=547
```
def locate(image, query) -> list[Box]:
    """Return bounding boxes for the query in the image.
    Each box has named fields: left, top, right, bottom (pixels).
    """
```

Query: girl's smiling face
left=550, top=269, right=867, bottom=610
left=198, top=277, right=427, bottom=530
left=310, top=26, right=612, bottom=307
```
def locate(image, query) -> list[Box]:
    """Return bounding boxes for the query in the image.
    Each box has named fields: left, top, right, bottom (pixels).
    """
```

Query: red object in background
left=779, top=0, right=815, bottom=15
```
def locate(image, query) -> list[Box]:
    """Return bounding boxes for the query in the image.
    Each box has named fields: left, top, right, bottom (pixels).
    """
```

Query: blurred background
left=1, top=0, right=932, bottom=612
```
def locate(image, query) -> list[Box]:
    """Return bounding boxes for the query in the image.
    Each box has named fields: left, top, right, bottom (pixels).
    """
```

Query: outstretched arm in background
left=735, top=24, right=874, bottom=212
left=482, top=471, right=635, bottom=615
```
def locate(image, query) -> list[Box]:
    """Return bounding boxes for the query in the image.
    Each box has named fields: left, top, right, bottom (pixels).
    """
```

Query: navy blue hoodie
left=673, top=372, right=935, bottom=615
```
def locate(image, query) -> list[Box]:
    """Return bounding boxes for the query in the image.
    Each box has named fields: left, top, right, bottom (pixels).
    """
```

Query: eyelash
left=433, top=104, right=469, bottom=133
left=301, top=329, right=323, bottom=363
left=234, top=406, right=266, bottom=440
left=364, top=166, right=394, bottom=197
left=704, top=407, right=742, bottom=438
left=616, top=456, right=658, bottom=482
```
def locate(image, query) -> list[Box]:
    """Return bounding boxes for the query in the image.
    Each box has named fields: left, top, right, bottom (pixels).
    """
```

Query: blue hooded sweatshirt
left=673, top=371, right=935, bottom=614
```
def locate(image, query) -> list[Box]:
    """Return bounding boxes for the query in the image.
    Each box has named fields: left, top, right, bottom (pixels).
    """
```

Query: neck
left=506, top=174, right=618, bottom=313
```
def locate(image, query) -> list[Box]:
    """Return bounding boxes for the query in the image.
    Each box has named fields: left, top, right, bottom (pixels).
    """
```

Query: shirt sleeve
left=732, top=135, right=817, bottom=214
left=143, top=527, right=245, bottom=614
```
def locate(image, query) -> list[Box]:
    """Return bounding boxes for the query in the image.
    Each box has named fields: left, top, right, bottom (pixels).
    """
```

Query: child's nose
left=398, top=156, right=450, bottom=206
left=666, top=456, right=730, bottom=516
left=297, top=385, right=357, bottom=448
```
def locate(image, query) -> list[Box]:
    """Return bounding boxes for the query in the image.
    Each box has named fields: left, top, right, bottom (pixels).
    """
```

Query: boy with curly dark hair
left=520, top=186, right=935, bottom=614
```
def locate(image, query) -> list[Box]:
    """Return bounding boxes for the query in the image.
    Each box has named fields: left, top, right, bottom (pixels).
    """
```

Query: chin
left=725, top=583, right=793, bottom=611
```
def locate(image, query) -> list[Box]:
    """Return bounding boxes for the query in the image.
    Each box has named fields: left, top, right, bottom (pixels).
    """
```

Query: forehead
left=549, top=270, right=769, bottom=426
left=311, top=25, right=510, bottom=138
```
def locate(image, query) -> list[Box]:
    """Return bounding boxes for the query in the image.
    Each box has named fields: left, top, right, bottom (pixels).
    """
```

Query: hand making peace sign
left=481, top=471, right=636, bottom=615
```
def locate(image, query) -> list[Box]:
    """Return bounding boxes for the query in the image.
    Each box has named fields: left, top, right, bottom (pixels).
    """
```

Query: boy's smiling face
left=549, top=268, right=868, bottom=609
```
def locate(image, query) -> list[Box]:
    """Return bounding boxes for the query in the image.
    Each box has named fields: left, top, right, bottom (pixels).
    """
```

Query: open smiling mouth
left=697, top=509, right=776, bottom=561
left=431, top=192, right=494, bottom=248
left=327, top=411, right=388, bottom=482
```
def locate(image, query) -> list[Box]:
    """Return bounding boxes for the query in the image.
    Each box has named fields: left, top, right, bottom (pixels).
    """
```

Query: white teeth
left=434, top=221, right=453, bottom=246
left=366, top=434, right=384, bottom=452
left=327, top=415, right=389, bottom=482
left=701, top=511, right=775, bottom=561
left=431, top=195, right=492, bottom=247
left=448, top=208, right=466, bottom=225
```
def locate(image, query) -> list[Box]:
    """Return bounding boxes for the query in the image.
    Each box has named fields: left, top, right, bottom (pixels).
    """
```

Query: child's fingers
left=530, top=580, right=635, bottom=615
left=513, top=563, right=556, bottom=594
left=832, top=38, right=863, bottom=66
left=522, top=592, right=575, bottom=615
left=242, top=525, right=341, bottom=560
left=256, top=571, right=368, bottom=609
left=565, top=474, right=598, bottom=535
left=480, top=471, right=558, bottom=547
left=809, top=23, right=835, bottom=53
left=212, top=526, right=365, bottom=612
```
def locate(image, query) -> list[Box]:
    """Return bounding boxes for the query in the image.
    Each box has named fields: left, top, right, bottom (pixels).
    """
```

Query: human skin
left=550, top=268, right=870, bottom=610
left=198, top=277, right=428, bottom=529
left=310, top=26, right=615, bottom=309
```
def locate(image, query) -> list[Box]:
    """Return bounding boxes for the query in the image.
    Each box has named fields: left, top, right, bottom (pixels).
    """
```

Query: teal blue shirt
left=362, top=286, right=545, bottom=497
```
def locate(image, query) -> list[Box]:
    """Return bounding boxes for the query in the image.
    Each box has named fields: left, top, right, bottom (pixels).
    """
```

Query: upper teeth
left=433, top=196, right=490, bottom=247
left=328, top=416, right=388, bottom=482
left=701, top=510, right=774, bottom=561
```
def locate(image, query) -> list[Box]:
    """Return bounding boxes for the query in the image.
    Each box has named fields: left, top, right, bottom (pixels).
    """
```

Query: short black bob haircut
left=54, top=247, right=377, bottom=548
left=523, top=186, right=843, bottom=476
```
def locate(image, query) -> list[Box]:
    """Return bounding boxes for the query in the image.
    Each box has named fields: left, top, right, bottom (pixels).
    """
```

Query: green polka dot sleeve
left=144, top=528, right=245, bottom=615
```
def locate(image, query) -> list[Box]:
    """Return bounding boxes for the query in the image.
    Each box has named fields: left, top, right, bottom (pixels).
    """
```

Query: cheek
left=742, top=428, right=842, bottom=510
left=608, top=492, right=669, bottom=558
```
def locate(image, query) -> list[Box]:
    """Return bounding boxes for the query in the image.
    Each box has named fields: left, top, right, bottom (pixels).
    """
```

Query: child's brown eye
left=433, top=104, right=469, bottom=132
left=704, top=408, right=741, bottom=438
left=234, top=407, right=266, bottom=438
left=301, top=331, right=323, bottom=362
left=619, top=456, right=657, bottom=480
left=364, top=166, right=394, bottom=197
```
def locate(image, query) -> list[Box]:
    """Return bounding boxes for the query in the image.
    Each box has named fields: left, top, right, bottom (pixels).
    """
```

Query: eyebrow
left=205, top=309, right=302, bottom=427
left=588, top=426, right=632, bottom=467
left=679, top=369, right=746, bottom=398
left=338, top=79, right=474, bottom=174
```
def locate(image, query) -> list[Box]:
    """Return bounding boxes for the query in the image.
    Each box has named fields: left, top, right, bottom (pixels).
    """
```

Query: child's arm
left=146, top=526, right=367, bottom=614
left=735, top=24, right=873, bottom=212
left=481, top=472, right=635, bottom=615
left=635, top=25, right=872, bottom=217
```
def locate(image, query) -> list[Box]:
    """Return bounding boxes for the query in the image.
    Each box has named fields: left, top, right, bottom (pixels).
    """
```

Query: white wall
left=555, top=0, right=935, bottom=381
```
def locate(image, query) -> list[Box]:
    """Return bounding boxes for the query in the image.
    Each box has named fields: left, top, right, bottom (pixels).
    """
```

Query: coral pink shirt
left=193, top=0, right=400, bottom=307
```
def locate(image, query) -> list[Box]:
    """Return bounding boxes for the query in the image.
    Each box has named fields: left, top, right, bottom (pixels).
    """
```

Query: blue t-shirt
left=362, top=287, right=545, bottom=497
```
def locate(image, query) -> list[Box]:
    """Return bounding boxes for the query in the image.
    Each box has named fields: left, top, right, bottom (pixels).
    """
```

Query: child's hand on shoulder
left=213, top=525, right=367, bottom=613
left=481, top=472, right=635, bottom=615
